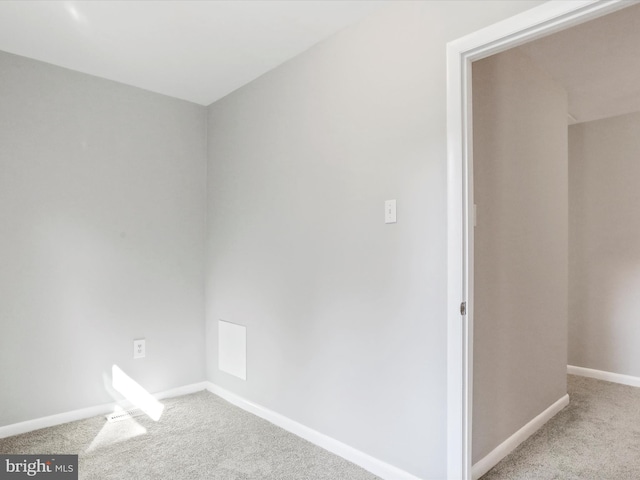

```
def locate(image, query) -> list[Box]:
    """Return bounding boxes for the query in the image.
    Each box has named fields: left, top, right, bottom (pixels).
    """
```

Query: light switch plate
left=385, top=199, right=397, bottom=224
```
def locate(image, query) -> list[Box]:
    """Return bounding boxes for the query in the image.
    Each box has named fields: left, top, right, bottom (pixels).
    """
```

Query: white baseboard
left=471, top=394, right=570, bottom=480
left=205, top=382, right=422, bottom=480
left=153, top=381, right=209, bottom=400
left=567, top=365, right=640, bottom=387
left=0, top=381, right=209, bottom=439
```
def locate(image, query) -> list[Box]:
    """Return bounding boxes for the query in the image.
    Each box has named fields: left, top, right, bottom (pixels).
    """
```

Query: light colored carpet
left=481, top=374, right=640, bottom=479
left=0, top=391, right=380, bottom=480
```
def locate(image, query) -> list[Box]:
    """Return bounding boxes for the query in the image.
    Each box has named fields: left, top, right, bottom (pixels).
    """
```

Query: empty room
left=1, top=1, right=635, bottom=480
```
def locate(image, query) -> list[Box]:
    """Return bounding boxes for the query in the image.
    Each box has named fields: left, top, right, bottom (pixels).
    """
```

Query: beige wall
left=569, top=112, right=640, bottom=376
left=472, top=48, right=568, bottom=463
left=205, top=1, right=545, bottom=478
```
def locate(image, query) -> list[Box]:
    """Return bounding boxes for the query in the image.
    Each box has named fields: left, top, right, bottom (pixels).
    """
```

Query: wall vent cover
left=105, top=408, right=144, bottom=423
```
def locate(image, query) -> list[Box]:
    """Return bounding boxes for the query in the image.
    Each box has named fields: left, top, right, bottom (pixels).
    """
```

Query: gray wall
left=472, top=48, right=568, bottom=463
left=569, top=112, right=640, bottom=376
left=205, top=2, right=544, bottom=478
left=0, top=51, right=207, bottom=427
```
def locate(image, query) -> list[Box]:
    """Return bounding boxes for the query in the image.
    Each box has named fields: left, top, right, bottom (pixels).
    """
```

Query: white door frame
left=446, top=1, right=632, bottom=478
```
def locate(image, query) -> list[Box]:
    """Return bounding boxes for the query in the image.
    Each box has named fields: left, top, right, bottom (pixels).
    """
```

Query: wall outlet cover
left=133, top=339, right=145, bottom=359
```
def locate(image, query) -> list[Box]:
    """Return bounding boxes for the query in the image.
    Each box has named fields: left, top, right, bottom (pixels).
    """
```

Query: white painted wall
left=472, top=48, right=568, bottom=463
left=0, top=51, right=207, bottom=427
left=205, top=2, right=544, bottom=478
left=569, top=112, right=640, bottom=377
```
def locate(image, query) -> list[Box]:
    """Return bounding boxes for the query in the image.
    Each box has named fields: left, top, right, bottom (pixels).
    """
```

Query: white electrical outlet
left=133, top=339, right=145, bottom=359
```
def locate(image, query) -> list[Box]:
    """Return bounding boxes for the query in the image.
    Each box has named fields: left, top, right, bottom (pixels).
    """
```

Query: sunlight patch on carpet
left=86, top=416, right=147, bottom=453
left=111, top=365, right=164, bottom=421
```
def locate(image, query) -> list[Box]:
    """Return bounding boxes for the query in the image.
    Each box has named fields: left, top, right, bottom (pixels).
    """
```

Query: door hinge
left=460, top=302, right=466, bottom=316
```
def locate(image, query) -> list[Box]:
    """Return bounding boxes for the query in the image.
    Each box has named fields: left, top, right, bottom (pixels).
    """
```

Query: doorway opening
left=446, top=1, right=635, bottom=478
